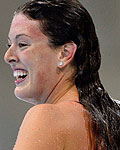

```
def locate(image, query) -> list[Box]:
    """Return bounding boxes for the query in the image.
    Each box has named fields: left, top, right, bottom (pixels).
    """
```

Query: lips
left=13, top=69, right=28, bottom=85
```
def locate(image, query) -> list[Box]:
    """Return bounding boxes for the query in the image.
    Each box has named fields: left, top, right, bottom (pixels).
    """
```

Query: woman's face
left=4, top=13, right=60, bottom=104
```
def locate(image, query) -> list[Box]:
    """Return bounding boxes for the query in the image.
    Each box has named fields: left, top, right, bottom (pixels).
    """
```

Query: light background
left=0, top=0, right=120, bottom=149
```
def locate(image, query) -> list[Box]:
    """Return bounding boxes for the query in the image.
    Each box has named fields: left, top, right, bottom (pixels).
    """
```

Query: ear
left=57, top=42, right=77, bottom=68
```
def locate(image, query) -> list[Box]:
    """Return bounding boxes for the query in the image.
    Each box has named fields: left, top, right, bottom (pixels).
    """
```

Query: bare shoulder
left=24, top=103, right=63, bottom=122
left=23, top=101, right=87, bottom=126
left=14, top=102, right=89, bottom=150
left=56, top=101, right=88, bottom=125
left=56, top=101, right=89, bottom=150
left=14, top=104, right=66, bottom=150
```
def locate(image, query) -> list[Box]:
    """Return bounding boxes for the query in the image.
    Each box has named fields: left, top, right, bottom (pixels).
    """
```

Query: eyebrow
left=8, top=34, right=31, bottom=41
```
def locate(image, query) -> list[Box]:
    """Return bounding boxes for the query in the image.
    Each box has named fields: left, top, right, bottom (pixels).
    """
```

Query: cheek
left=37, top=71, right=46, bottom=82
left=32, top=71, right=47, bottom=92
left=19, top=50, right=40, bottom=69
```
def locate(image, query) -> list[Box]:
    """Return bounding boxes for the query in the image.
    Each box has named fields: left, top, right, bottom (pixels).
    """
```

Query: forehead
left=9, top=13, right=46, bottom=40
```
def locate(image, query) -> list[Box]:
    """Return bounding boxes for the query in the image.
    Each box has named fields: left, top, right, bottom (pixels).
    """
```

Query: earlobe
left=57, top=42, right=77, bottom=68
left=59, top=61, right=63, bottom=67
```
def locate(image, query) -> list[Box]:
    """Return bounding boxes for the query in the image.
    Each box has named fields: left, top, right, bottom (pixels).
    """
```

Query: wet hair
left=15, top=0, right=120, bottom=149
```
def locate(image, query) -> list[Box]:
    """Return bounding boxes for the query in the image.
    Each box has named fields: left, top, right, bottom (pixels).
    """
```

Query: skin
left=4, top=13, right=90, bottom=150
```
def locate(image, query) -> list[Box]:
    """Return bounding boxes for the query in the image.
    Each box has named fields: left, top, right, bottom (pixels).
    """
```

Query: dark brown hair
left=15, top=0, right=120, bottom=149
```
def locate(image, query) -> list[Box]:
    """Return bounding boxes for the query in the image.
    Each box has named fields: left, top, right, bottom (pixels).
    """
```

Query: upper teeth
left=13, top=70, right=28, bottom=78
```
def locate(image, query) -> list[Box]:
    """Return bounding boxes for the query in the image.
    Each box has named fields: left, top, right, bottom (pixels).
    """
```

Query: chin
left=14, top=88, right=38, bottom=105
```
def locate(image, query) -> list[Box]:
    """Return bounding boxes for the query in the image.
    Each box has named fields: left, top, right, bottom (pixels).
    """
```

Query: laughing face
left=4, top=13, right=60, bottom=104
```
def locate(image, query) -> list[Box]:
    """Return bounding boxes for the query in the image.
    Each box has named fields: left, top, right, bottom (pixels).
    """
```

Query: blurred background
left=0, top=0, right=120, bottom=149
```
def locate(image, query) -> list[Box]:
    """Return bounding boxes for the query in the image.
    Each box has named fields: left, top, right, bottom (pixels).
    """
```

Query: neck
left=45, top=75, right=79, bottom=104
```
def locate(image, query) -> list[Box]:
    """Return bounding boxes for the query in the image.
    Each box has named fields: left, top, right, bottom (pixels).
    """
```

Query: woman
left=4, top=0, right=120, bottom=149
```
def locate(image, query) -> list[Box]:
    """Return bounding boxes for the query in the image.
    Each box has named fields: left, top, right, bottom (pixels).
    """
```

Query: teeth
left=13, top=70, right=28, bottom=79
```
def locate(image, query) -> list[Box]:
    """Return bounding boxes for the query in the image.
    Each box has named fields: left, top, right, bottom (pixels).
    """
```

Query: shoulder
left=25, top=103, right=60, bottom=119
left=56, top=101, right=89, bottom=150
left=14, top=102, right=88, bottom=150
left=25, top=103, right=66, bottom=126
left=14, top=104, right=66, bottom=150
left=55, top=101, right=88, bottom=139
left=25, top=101, right=87, bottom=125
left=24, top=102, right=85, bottom=131
left=19, top=103, right=66, bottom=135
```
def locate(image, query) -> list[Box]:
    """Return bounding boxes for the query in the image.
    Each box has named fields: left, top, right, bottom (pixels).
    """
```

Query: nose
left=4, top=45, right=19, bottom=64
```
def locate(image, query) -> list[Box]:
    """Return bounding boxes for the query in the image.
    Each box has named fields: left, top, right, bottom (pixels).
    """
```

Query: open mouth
left=13, top=70, right=28, bottom=84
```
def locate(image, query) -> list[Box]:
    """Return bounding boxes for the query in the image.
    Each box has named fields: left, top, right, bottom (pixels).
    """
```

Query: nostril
left=8, top=59, right=17, bottom=63
left=4, top=54, right=18, bottom=64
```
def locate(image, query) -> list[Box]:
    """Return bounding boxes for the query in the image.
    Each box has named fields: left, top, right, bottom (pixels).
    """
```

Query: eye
left=6, top=43, right=11, bottom=48
left=18, top=42, right=28, bottom=48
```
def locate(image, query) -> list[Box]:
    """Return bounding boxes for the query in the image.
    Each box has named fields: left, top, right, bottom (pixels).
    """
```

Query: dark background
left=0, top=0, right=120, bottom=149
